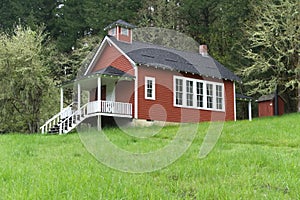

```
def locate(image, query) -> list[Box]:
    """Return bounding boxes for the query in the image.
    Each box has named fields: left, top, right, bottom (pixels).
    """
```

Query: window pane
left=147, top=80, right=152, bottom=98
left=216, top=85, right=223, bottom=110
left=207, top=84, right=213, bottom=108
left=186, top=80, right=193, bottom=106
left=121, top=28, right=128, bottom=36
left=175, top=79, right=183, bottom=105
left=196, top=82, right=203, bottom=107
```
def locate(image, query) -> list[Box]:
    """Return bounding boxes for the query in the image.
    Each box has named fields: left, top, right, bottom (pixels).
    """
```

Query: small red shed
left=256, top=94, right=285, bottom=117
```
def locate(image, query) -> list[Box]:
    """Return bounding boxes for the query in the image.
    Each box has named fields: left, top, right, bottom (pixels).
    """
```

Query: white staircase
left=40, top=103, right=88, bottom=134
left=40, top=100, right=132, bottom=134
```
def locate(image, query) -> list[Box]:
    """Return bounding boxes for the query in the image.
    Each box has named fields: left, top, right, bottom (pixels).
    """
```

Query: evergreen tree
left=240, top=0, right=300, bottom=112
left=137, top=0, right=182, bottom=29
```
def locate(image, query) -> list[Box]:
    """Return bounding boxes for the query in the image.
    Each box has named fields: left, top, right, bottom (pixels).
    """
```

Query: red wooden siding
left=258, top=100, right=274, bottom=117
left=258, top=97, right=284, bottom=117
left=92, top=43, right=134, bottom=76
left=117, top=27, right=132, bottom=43
left=278, top=97, right=284, bottom=115
left=137, top=65, right=235, bottom=123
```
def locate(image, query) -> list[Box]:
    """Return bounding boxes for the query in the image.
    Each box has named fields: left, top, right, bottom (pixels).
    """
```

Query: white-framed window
left=196, top=82, right=204, bottom=108
left=186, top=80, right=194, bottom=106
left=110, top=28, right=116, bottom=36
left=175, top=78, right=183, bottom=105
left=206, top=83, right=213, bottom=109
left=216, top=85, right=223, bottom=110
left=121, top=27, right=129, bottom=36
left=145, top=77, right=155, bottom=100
left=173, top=76, right=225, bottom=111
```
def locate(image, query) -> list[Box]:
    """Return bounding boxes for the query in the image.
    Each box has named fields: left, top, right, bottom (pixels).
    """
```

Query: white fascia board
left=84, top=36, right=137, bottom=76
left=106, top=37, right=136, bottom=66
left=84, top=36, right=110, bottom=76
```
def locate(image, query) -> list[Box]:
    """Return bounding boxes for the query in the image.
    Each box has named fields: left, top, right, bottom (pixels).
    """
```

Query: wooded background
left=0, top=0, right=299, bottom=133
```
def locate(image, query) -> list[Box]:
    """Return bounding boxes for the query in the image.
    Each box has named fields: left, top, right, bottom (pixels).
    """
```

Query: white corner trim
left=233, top=82, right=237, bottom=121
left=134, top=64, right=138, bottom=119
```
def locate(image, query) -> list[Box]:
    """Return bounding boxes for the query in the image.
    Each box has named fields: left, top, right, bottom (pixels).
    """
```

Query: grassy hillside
left=0, top=114, right=299, bottom=199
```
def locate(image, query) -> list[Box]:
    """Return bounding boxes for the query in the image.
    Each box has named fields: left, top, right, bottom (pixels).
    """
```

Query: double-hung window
left=145, top=77, right=155, bottom=100
left=186, top=80, right=194, bottom=106
left=216, top=85, right=223, bottom=110
left=175, top=78, right=183, bottom=105
left=173, top=76, right=224, bottom=111
left=206, top=83, right=213, bottom=109
left=196, top=82, right=204, bottom=108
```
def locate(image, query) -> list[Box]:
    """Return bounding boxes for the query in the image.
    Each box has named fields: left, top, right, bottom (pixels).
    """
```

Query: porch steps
left=47, top=117, right=74, bottom=134
left=40, top=100, right=132, bottom=134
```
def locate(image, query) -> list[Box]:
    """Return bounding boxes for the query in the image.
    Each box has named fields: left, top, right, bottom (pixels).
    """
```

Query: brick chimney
left=104, top=19, right=136, bottom=43
left=199, top=45, right=208, bottom=56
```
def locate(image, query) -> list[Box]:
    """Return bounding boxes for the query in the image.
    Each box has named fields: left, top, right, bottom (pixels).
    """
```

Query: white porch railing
left=87, top=100, right=132, bottom=116
left=40, top=101, right=132, bottom=134
left=59, top=103, right=88, bottom=134
left=60, top=103, right=74, bottom=119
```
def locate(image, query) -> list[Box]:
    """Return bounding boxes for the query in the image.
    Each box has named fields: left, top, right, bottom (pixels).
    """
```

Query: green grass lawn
left=1, top=114, right=299, bottom=199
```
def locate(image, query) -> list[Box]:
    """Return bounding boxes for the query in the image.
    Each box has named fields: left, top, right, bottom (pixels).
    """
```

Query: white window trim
left=121, top=27, right=129, bottom=36
left=145, top=77, right=155, bottom=100
left=173, top=76, right=225, bottom=112
left=174, top=78, right=183, bottom=106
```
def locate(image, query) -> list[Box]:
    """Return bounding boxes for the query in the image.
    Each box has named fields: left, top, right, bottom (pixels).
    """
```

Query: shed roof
left=256, top=94, right=276, bottom=102
left=256, top=94, right=286, bottom=103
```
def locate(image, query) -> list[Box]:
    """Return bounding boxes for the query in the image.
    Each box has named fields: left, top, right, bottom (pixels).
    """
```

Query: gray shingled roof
left=109, top=36, right=240, bottom=81
left=256, top=94, right=276, bottom=102
left=93, top=66, right=134, bottom=78
left=104, top=19, right=136, bottom=31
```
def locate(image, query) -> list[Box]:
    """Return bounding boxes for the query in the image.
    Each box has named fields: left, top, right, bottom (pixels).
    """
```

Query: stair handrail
left=59, top=102, right=89, bottom=134
left=40, top=102, right=74, bottom=134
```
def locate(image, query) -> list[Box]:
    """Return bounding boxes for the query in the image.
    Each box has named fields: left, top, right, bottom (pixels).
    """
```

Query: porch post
left=97, top=77, right=101, bottom=102
left=248, top=100, right=252, bottom=121
left=77, top=83, right=81, bottom=112
left=97, top=76, right=101, bottom=116
left=97, top=115, right=102, bottom=131
left=60, top=87, right=64, bottom=112
left=134, top=66, right=138, bottom=119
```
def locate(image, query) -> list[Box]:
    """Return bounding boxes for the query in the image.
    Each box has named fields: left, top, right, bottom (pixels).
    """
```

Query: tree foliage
left=0, top=0, right=299, bottom=133
left=138, top=0, right=182, bottom=29
left=0, top=26, right=58, bottom=133
left=240, top=0, right=300, bottom=111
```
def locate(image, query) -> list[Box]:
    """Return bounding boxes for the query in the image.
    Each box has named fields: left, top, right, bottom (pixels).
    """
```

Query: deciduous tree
left=0, top=25, right=59, bottom=133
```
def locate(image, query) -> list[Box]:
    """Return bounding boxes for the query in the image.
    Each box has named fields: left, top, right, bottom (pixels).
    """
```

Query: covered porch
left=61, top=66, right=134, bottom=117
left=41, top=66, right=134, bottom=134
